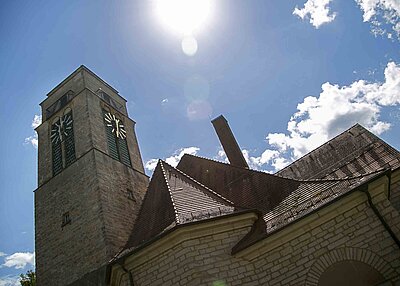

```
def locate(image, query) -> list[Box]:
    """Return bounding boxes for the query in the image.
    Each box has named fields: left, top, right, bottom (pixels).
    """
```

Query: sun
left=155, top=0, right=214, bottom=36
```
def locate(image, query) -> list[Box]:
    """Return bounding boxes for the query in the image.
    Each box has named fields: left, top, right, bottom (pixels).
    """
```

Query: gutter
left=360, top=176, right=400, bottom=250
left=119, top=263, right=135, bottom=286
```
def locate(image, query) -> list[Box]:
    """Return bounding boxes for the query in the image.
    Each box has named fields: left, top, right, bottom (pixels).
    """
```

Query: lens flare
left=181, top=36, right=198, bottom=56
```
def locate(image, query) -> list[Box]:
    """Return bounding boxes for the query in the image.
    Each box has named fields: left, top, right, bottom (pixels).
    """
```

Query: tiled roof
left=263, top=171, right=384, bottom=233
left=163, top=161, right=236, bottom=224
left=177, top=154, right=301, bottom=214
left=276, top=124, right=400, bottom=180
left=232, top=170, right=388, bottom=254
left=116, top=123, right=400, bottom=260
left=177, top=153, right=391, bottom=231
left=119, top=160, right=236, bottom=257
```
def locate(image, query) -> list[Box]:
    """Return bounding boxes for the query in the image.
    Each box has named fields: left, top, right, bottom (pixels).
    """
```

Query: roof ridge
left=276, top=123, right=373, bottom=175
left=162, top=159, right=235, bottom=206
left=158, top=160, right=181, bottom=224
left=180, top=153, right=299, bottom=180
left=278, top=167, right=386, bottom=183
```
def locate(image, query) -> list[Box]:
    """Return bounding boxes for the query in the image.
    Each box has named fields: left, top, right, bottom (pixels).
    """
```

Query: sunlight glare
left=155, top=0, right=213, bottom=36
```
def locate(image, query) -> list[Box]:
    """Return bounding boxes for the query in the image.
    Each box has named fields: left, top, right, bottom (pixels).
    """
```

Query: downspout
left=119, top=263, right=135, bottom=286
left=360, top=179, right=400, bottom=250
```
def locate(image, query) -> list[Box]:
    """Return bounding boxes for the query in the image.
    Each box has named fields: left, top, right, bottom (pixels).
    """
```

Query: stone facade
left=35, top=66, right=148, bottom=285
left=111, top=175, right=400, bottom=286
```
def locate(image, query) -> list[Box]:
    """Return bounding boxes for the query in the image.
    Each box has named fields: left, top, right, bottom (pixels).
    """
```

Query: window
left=61, top=212, right=71, bottom=227
left=127, top=189, right=136, bottom=201
left=103, top=109, right=132, bottom=167
left=51, top=108, right=76, bottom=176
left=46, top=90, right=75, bottom=118
left=96, top=89, right=124, bottom=112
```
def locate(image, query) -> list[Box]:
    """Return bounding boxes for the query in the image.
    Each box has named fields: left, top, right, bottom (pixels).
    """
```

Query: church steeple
left=34, top=66, right=149, bottom=286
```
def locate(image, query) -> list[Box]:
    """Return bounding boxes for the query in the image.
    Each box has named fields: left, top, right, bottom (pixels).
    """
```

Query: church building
left=35, top=66, right=400, bottom=285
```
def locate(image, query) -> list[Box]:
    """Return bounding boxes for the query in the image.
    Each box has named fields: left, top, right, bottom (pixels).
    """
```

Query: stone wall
left=35, top=150, right=107, bottom=286
left=112, top=176, right=400, bottom=286
left=390, top=169, right=400, bottom=212
left=35, top=66, right=149, bottom=286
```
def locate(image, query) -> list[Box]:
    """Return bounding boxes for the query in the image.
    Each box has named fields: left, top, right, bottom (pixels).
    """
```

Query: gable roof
left=176, top=153, right=390, bottom=232
left=177, top=154, right=301, bottom=214
left=232, top=169, right=388, bottom=254
left=276, top=124, right=400, bottom=180
left=263, top=170, right=386, bottom=233
left=114, top=123, right=400, bottom=262
left=120, top=160, right=237, bottom=256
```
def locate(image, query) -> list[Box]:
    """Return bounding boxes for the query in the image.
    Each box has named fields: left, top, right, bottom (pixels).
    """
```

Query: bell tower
left=34, top=66, right=149, bottom=285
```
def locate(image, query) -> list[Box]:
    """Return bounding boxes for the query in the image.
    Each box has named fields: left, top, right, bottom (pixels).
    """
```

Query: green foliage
left=19, top=270, right=36, bottom=286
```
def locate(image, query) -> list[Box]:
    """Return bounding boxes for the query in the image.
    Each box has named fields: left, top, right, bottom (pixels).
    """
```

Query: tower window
left=51, top=108, right=76, bottom=176
left=46, top=90, right=76, bottom=118
left=127, top=189, right=136, bottom=202
left=103, top=109, right=132, bottom=167
left=61, top=212, right=71, bottom=227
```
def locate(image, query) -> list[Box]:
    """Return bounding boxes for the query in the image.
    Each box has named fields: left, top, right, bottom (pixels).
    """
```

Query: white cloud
left=2, top=252, right=35, bottom=269
left=31, top=115, right=42, bottom=129
left=293, top=0, right=336, bottom=28
left=214, top=148, right=285, bottom=173
left=24, top=136, right=38, bottom=149
left=250, top=61, right=400, bottom=171
left=24, top=114, right=42, bottom=149
left=0, top=275, right=19, bottom=286
left=355, top=0, right=400, bottom=40
left=0, top=253, right=5, bottom=257
left=213, top=148, right=229, bottom=163
left=144, top=159, right=159, bottom=171
left=147, top=62, right=400, bottom=174
left=145, top=147, right=200, bottom=171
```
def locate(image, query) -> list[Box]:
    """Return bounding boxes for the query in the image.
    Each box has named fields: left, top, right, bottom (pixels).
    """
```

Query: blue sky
left=0, top=0, right=399, bottom=284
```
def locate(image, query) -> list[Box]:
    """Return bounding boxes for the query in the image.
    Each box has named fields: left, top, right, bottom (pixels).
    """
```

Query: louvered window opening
left=64, top=113, right=76, bottom=167
left=51, top=111, right=77, bottom=176
left=52, top=137, right=63, bottom=176
left=103, top=109, right=132, bottom=167
left=118, top=137, right=131, bottom=166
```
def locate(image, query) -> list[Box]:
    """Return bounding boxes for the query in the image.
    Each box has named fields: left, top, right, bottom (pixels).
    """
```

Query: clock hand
left=115, top=119, right=120, bottom=138
left=58, top=117, right=65, bottom=140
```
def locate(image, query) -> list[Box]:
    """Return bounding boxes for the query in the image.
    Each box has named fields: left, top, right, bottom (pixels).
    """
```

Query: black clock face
left=104, top=113, right=127, bottom=139
left=51, top=113, right=73, bottom=144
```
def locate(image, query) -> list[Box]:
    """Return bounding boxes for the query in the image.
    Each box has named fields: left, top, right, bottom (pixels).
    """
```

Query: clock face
left=104, top=113, right=127, bottom=139
left=51, top=113, right=73, bottom=144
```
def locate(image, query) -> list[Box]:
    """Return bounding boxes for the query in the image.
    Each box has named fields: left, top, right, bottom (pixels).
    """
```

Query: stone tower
left=34, top=66, right=149, bottom=285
